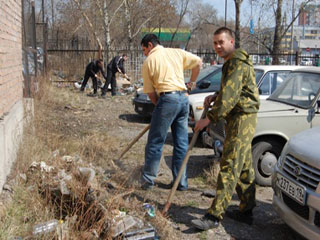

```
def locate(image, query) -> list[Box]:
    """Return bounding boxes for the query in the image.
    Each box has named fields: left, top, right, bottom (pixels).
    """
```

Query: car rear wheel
left=252, top=140, right=282, bottom=186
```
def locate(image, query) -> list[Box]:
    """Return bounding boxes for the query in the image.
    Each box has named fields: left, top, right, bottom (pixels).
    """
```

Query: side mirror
left=258, top=88, right=262, bottom=94
left=307, top=108, right=315, bottom=123
left=199, top=80, right=211, bottom=89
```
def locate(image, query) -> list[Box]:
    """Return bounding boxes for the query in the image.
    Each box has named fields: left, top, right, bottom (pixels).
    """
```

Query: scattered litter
left=111, top=215, right=137, bottom=237
left=61, top=155, right=74, bottom=163
left=32, top=219, right=63, bottom=235
left=79, top=167, right=96, bottom=184
left=30, top=161, right=54, bottom=173
left=19, top=173, right=27, bottom=182
left=74, top=82, right=82, bottom=89
left=124, top=225, right=156, bottom=240
left=143, top=203, right=155, bottom=218
left=52, top=149, right=59, bottom=158
left=124, top=217, right=158, bottom=240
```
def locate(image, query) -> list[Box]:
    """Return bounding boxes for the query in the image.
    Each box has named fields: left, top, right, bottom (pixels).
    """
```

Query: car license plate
left=276, top=173, right=306, bottom=205
left=138, top=107, right=143, bottom=112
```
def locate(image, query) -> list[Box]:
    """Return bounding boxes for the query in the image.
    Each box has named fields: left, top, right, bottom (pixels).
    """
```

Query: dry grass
left=203, top=159, right=220, bottom=187
left=0, top=74, right=176, bottom=239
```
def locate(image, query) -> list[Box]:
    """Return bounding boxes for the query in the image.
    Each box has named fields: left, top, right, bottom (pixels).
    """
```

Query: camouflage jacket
left=207, top=48, right=260, bottom=123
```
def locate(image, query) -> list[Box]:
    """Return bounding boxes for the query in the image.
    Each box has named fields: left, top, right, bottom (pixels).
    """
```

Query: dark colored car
left=132, top=65, right=221, bottom=117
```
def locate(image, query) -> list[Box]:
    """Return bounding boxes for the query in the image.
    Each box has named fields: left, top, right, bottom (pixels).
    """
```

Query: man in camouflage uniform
left=191, top=27, right=260, bottom=230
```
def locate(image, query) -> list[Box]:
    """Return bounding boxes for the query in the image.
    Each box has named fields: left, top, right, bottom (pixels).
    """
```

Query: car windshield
left=198, top=65, right=220, bottom=80
left=268, top=72, right=320, bottom=109
left=185, top=65, right=219, bottom=83
left=254, top=70, right=264, bottom=84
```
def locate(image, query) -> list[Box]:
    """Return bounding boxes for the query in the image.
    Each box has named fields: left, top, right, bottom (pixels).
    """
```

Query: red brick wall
left=0, top=0, right=23, bottom=117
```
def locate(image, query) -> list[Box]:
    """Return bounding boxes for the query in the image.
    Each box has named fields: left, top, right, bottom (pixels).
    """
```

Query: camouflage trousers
left=208, top=113, right=257, bottom=220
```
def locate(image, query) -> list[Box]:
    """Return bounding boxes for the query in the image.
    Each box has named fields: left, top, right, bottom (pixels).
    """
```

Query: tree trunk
left=103, top=0, right=111, bottom=63
left=234, top=0, right=242, bottom=49
left=272, top=0, right=283, bottom=65
left=124, top=0, right=133, bottom=51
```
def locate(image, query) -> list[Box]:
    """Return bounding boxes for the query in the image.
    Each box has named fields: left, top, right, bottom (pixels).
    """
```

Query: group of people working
left=81, top=26, right=260, bottom=231
left=80, top=54, right=129, bottom=97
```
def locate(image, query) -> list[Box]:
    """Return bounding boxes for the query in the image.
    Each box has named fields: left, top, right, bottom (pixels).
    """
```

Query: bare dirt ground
left=58, top=84, right=305, bottom=240
left=2, top=82, right=305, bottom=239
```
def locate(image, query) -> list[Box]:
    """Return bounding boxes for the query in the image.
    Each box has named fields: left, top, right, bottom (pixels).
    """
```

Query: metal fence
left=46, top=47, right=320, bottom=84
left=22, top=0, right=319, bottom=88
left=22, top=0, right=49, bottom=97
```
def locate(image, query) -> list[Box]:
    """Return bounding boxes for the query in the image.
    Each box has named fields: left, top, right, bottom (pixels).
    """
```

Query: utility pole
left=290, top=0, right=295, bottom=65
left=225, top=0, right=227, bottom=26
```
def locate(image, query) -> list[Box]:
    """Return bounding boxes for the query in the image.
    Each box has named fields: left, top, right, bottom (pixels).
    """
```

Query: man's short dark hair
left=141, top=34, right=160, bottom=48
left=122, top=53, right=127, bottom=57
left=97, top=58, right=103, bottom=63
left=214, top=27, right=234, bottom=39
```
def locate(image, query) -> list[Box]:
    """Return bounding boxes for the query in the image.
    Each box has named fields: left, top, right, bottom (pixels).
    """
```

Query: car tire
left=252, top=140, right=282, bottom=186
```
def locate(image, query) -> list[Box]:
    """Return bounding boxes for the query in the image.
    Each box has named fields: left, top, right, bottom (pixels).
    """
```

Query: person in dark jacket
left=101, top=54, right=129, bottom=97
left=80, top=59, right=107, bottom=96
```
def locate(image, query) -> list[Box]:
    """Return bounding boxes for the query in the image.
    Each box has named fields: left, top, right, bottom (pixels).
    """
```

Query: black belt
left=159, top=90, right=187, bottom=96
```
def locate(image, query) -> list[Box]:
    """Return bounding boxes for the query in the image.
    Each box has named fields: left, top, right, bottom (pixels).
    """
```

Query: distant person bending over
left=80, top=59, right=107, bottom=97
left=140, top=34, right=202, bottom=191
left=101, top=54, right=129, bottom=97
left=191, top=27, right=260, bottom=231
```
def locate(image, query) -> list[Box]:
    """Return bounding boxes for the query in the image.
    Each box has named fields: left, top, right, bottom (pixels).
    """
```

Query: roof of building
left=141, top=28, right=190, bottom=42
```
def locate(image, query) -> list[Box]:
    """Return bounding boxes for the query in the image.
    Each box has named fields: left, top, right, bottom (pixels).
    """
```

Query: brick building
left=0, top=0, right=25, bottom=192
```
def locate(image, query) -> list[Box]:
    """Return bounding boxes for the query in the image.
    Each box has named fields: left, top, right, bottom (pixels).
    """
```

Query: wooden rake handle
left=162, top=106, right=209, bottom=216
left=117, top=124, right=150, bottom=160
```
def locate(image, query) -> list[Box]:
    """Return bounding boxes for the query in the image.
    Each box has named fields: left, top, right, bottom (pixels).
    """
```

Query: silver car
left=272, top=126, right=320, bottom=239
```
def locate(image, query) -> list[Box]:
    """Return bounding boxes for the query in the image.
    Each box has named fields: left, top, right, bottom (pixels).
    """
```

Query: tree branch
left=72, top=0, right=103, bottom=50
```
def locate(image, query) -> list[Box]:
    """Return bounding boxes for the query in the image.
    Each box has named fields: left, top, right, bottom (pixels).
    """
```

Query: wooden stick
left=162, top=106, right=208, bottom=215
left=117, top=124, right=150, bottom=160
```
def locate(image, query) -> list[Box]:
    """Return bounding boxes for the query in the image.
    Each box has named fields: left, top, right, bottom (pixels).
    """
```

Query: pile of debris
left=25, top=153, right=158, bottom=239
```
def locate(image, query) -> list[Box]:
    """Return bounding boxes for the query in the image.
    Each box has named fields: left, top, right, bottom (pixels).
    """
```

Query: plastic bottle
left=143, top=203, right=155, bottom=217
left=32, top=219, right=60, bottom=235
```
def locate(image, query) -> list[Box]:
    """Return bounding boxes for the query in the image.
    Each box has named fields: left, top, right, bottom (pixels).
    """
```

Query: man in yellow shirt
left=140, top=34, right=202, bottom=190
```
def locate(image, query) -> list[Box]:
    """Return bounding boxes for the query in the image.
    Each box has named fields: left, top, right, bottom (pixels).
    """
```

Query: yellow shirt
left=142, top=45, right=201, bottom=94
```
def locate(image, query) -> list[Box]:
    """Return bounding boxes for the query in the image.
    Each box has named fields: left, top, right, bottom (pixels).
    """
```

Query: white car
left=188, top=65, right=306, bottom=126
left=272, top=126, right=320, bottom=239
left=301, top=58, right=313, bottom=66
left=204, top=67, right=320, bottom=186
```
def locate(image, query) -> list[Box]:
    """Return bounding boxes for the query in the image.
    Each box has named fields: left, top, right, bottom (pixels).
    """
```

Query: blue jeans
left=142, top=92, right=189, bottom=189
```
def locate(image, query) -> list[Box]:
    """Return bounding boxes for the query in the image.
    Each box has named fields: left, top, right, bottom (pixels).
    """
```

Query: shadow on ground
left=119, top=113, right=151, bottom=123
left=132, top=190, right=306, bottom=240
left=163, top=155, right=215, bottom=179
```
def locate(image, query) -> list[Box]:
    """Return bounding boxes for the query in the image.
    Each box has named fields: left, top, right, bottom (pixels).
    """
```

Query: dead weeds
left=0, top=74, right=185, bottom=240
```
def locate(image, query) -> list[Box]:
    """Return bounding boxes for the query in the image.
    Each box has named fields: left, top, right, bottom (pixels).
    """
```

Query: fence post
left=44, top=18, right=48, bottom=74
left=31, top=1, right=38, bottom=76
left=295, top=51, right=299, bottom=65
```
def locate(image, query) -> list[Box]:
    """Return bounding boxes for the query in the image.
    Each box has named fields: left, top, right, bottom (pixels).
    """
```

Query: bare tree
left=185, top=2, right=219, bottom=50
left=169, top=0, right=190, bottom=47
left=250, top=0, right=314, bottom=64
left=72, top=0, right=103, bottom=51
left=94, top=0, right=125, bottom=62
left=272, top=0, right=314, bottom=64
left=123, top=0, right=155, bottom=50
left=234, top=0, right=243, bottom=48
